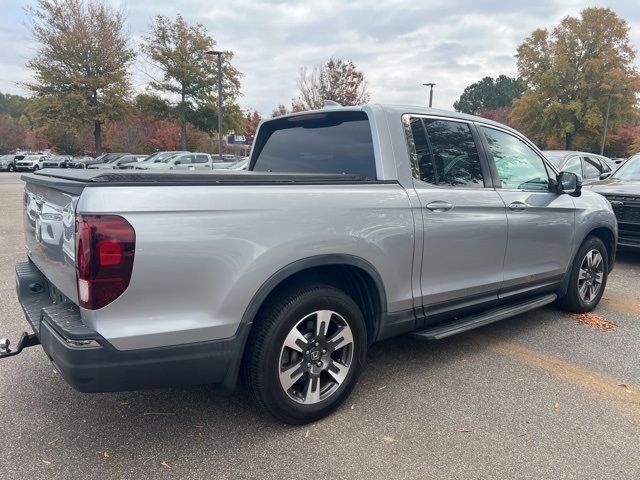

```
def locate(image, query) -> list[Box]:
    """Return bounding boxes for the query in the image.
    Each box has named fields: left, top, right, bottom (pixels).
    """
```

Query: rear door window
left=406, top=117, right=485, bottom=187
left=563, top=156, right=582, bottom=176
left=252, top=111, right=376, bottom=178
left=582, top=156, right=603, bottom=180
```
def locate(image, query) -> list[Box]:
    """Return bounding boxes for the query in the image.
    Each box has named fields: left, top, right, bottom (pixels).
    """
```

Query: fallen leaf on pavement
left=554, top=402, right=560, bottom=409
left=193, top=424, right=205, bottom=429
left=383, top=436, right=395, bottom=443
left=119, top=401, right=129, bottom=405
left=378, top=385, right=387, bottom=391
left=564, top=312, right=617, bottom=330
left=350, top=404, right=355, bottom=410
left=304, top=429, right=310, bottom=438
left=42, top=460, right=51, bottom=465
left=618, top=384, right=633, bottom=393
left=160, top=461, right=172, bottom=470
left=458, top=429, right=473, bottom=433
left=629, top=418, right=636, bottom=425
left=47, top=438, right=60, bottom=445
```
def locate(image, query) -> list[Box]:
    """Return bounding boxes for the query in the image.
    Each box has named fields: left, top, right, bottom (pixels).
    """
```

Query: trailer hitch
left=0, top=332, right=40, bottom=359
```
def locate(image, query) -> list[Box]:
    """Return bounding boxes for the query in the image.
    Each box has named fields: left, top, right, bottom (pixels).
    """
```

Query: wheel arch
left=583, top=226, right=616, bottom=273
left=223, top=255, right=387, bottom=390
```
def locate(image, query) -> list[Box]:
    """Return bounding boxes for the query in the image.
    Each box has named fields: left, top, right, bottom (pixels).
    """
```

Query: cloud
left=2, top=0, right=640, bottom=116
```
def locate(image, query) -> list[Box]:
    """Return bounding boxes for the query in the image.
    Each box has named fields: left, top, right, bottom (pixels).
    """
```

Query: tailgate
left=23, top=174, right=84, bottom=304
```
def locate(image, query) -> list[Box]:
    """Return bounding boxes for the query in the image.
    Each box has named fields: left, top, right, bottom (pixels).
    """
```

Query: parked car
left=0, top=154, right=17, bottom=172
left=86, top=153, right=131, bottom=169
left=589, top=153, right=640, bottom=248
left=6, top=104, right=617, bottom=425
left=136, top=152, right=226, bottom=170
left=90, top=154, right=148, bottom=170
left=228, top=158, right=249, bottom=170
left=15, top=154, right=47, bottom=172
left=136, top=151, right=190, bottom=168
left=43, top=155, right=72, bottom=169
left=543, top=151, right=616, bottom=183
left=65, top=156, right=93, bottom=169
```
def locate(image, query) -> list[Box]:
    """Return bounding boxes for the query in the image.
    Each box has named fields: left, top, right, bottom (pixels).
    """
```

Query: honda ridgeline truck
left=2, top=104, right=617, bottom=424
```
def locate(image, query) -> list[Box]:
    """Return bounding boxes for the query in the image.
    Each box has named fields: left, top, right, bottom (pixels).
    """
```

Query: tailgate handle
left=425, top=201, right=454, bottom=212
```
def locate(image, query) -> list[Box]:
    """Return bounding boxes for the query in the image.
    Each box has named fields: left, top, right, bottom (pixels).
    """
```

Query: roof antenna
left=323, top=99, right=342, bottom=108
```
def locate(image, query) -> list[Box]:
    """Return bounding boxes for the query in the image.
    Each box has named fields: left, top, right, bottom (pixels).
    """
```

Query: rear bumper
left=15, top=260, right=245, bottom=392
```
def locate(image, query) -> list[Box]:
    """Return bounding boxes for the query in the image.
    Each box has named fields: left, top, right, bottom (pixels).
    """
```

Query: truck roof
left=269, top=103, right=519, bottom=134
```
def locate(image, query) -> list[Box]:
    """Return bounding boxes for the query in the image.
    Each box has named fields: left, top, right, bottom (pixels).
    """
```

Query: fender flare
left=223, top=254, right=387, bottom=390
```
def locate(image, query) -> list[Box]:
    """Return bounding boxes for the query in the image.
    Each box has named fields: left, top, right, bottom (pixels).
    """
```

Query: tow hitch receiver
left=0, top=333, right=40, bottom=359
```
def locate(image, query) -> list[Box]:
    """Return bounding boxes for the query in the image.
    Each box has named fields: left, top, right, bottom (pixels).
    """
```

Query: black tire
left=559, top=235, right=608, bottom=313
left=8, top=164, right=15, bottom=172
left=244, top=284, right=367, bottom=424
left=33, top=165, right=39, bottom=171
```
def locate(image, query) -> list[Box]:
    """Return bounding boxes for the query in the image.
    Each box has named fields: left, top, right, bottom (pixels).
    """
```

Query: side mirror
left=599, top=171, right=612, bottom=180
left=558, top=171, right=582, bottom=197
left=174, top=160, right=181, bottom=165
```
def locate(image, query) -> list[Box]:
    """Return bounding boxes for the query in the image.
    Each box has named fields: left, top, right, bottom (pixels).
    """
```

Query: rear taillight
left=75, top=214, right=135, bottom=310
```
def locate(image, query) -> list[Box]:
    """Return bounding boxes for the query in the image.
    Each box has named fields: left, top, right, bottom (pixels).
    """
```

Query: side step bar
left=412, top=293, right=557, bottom=340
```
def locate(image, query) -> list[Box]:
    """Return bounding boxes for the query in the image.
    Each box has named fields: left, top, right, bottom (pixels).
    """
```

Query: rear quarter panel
left=77, top=183, right=415, bottom=350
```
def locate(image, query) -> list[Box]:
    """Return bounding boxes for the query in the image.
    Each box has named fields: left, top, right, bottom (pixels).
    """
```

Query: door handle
left=425, top=201, right=454, bottom=212
left=508, top=201, right=528, bottom=211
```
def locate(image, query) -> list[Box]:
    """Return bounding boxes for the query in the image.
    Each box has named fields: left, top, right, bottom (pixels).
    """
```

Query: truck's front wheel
left=245, top=285, right=367, bottom=424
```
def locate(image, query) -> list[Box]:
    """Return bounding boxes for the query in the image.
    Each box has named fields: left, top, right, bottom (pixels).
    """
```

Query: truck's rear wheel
left=559, top=235, right=608, bottom=313
left=245, top=285, right=366, bottom=424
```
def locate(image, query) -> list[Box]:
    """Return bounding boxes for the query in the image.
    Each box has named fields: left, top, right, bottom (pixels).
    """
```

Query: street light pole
left=423, top=83, right=436, bottom=108
left=205, top=50, right=224, bottom=164
left=600, top=93, right=612, bottom=156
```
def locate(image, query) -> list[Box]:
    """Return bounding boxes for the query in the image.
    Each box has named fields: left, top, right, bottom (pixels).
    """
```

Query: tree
left=512, top=8, right=640, bottom=151
left=243, top=110, right=262, bottom=143
left=292, top=58, right=370, bottom=111
left=271, top=104, right=290, bottom=117
left=24, top=0, right=135, bottom=155
left=0, top=114, right=26, bottom=154
left=453, top=76, right=524, bottom=115
left=143, top=14, right=243, bottom=149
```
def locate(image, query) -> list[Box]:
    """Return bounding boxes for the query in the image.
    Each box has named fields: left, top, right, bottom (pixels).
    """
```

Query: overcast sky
left=1, top=0, right=639, bottom=115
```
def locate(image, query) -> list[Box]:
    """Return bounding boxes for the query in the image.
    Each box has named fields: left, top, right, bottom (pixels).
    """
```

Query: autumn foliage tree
left=0, top=115, right=26, bottom=154
left=511, top=8, right=640, bottom=151
left=143, top=15, right=243, bottom=150
left=292, top=58, right=370, bottom=111
left=24, top=0, right=135, bottom=155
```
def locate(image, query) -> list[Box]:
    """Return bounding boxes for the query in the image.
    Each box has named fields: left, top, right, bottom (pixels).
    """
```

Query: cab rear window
left=251, top=111, right=377, bottom=178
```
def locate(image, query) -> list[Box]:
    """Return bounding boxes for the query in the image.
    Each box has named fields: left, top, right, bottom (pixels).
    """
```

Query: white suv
left=15, top=155, right=47, bottom=172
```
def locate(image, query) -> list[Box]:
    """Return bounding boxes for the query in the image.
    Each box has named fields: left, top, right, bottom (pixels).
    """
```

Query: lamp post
left=600, top=93, right=613, bottom=156
left=423, top=83, right=436, bottom=108
left=205, top=50, right=224, bottom=164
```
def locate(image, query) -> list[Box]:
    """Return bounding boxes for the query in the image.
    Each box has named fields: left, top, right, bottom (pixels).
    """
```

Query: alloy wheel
left=279, top=310, right=354, bottom=405
left=578, top=249, right=604, bottom=303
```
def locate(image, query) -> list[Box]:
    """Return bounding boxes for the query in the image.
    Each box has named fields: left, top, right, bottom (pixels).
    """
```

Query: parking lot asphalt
left=1, top=171, right=639, bottom=479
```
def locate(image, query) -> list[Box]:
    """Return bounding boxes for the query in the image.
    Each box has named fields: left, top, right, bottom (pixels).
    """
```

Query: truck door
left=404, top=115, right=508, bottom=315
left=478, top=126, right=575, bottom=296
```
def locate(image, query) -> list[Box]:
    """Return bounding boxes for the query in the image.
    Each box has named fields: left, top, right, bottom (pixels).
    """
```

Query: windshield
left=612, top=155, right=640, bottom=180
left=159, top=154, right=181, bottom=163
left=144, top=152, right=184, bottom=163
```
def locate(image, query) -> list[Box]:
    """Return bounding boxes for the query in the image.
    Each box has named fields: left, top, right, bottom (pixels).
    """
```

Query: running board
left=411, top=293, right=557, bottom=340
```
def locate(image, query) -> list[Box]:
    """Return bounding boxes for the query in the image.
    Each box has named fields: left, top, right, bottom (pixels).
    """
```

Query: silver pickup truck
left=3, top=104, right=617, bottom=424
